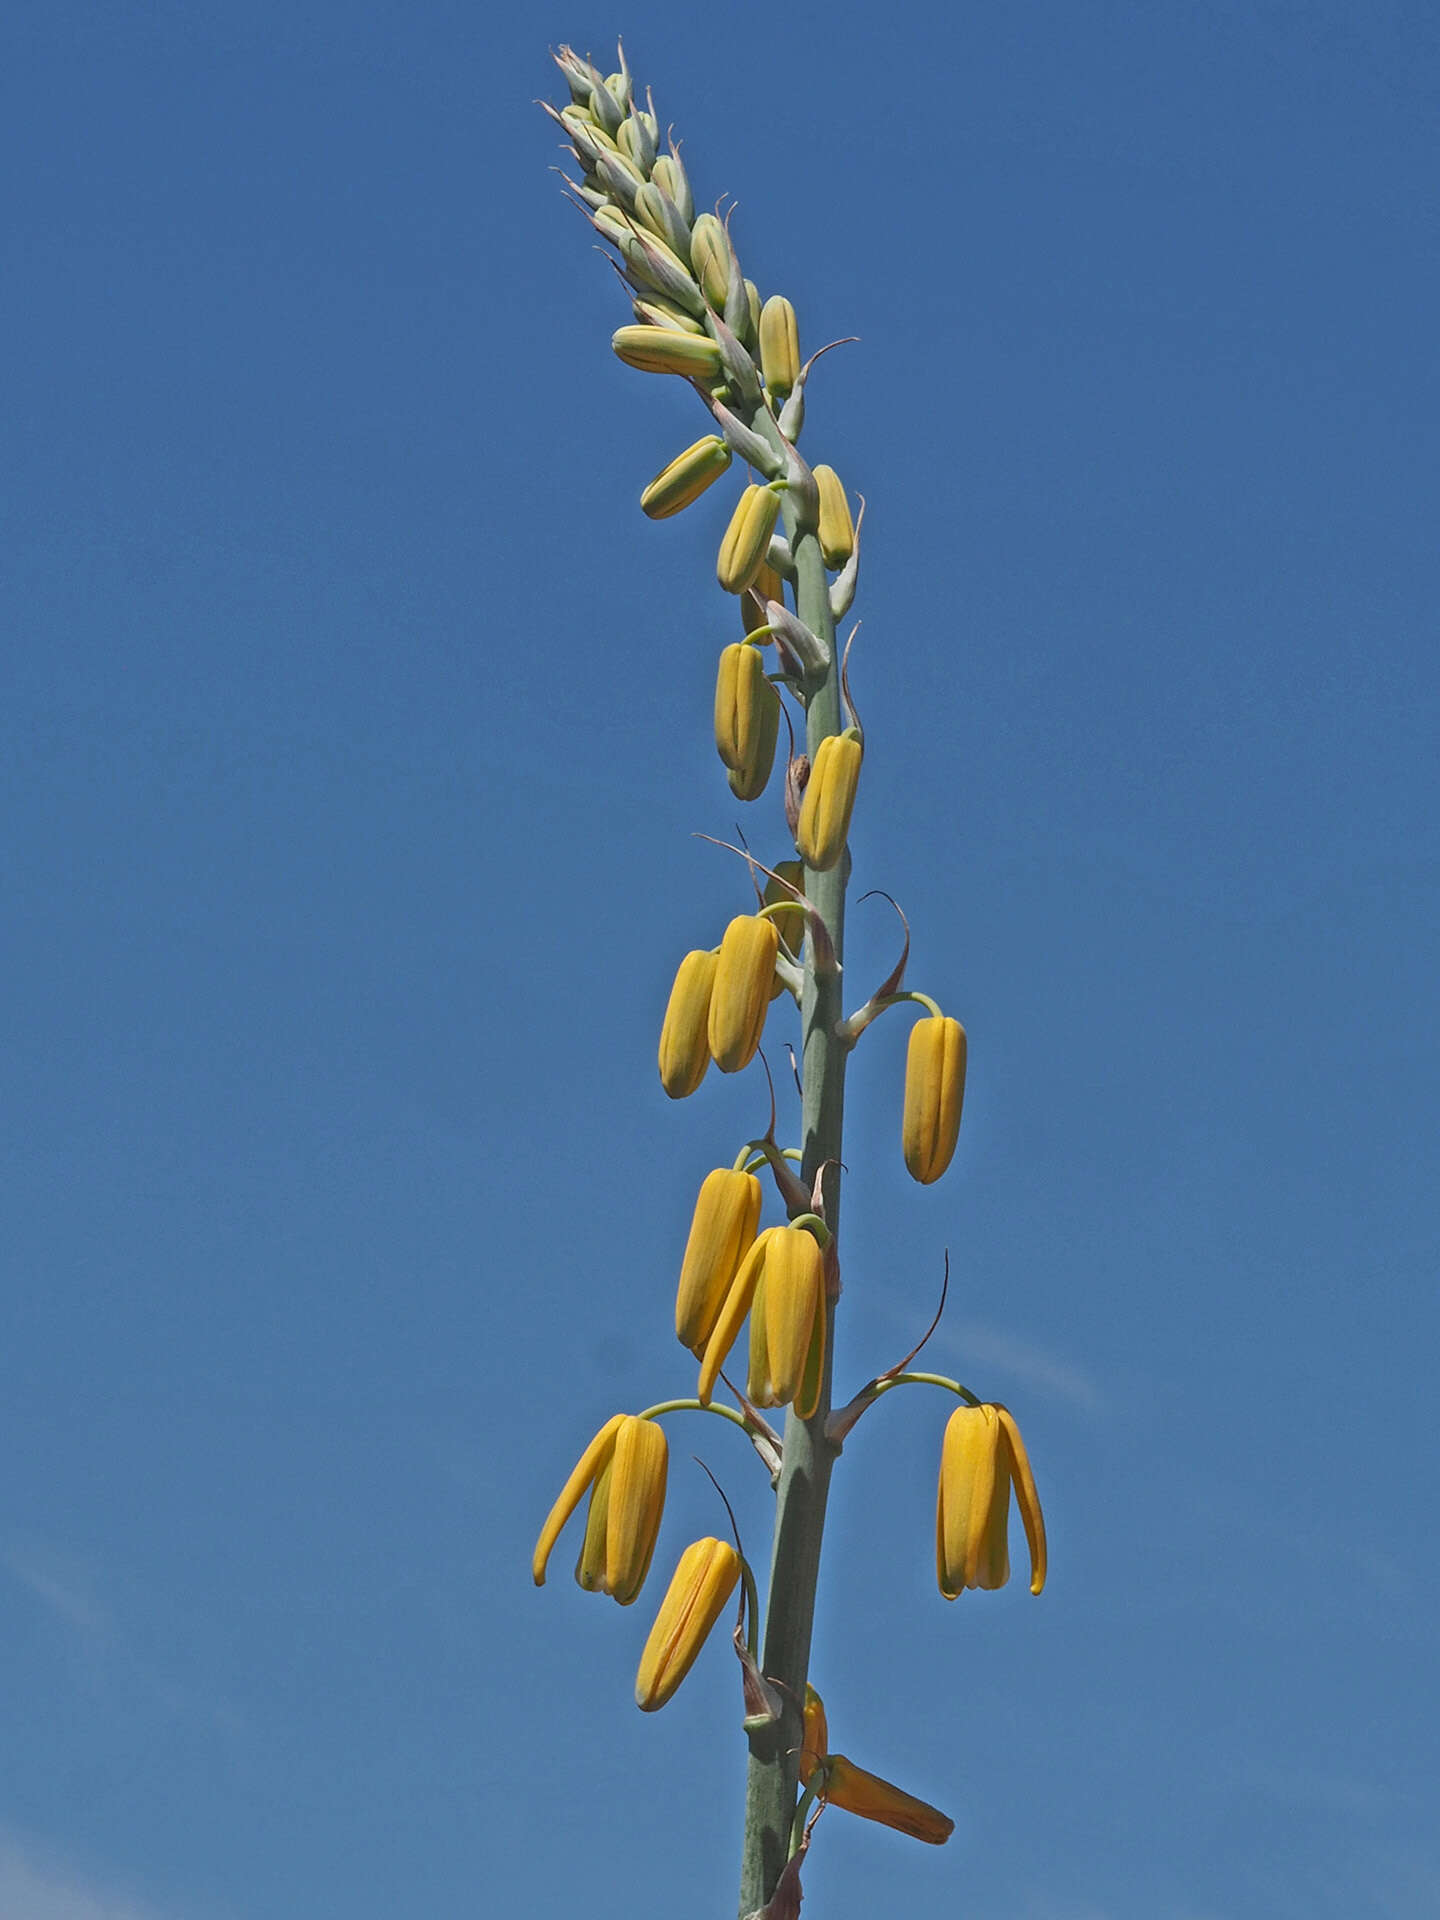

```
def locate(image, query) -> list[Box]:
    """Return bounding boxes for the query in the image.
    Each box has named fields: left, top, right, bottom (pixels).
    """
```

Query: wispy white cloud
left=0, top=1837, right=178, bottom=1920
left=1, top=1542, right=109, bottom=1636
left=937, top=1320, right=1106, bottom=1415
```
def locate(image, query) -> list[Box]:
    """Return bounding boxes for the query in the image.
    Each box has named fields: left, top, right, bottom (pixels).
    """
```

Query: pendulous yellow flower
left=658, top=948, right=718, bottom=1099
left=901, top=1013, right=967, bottom=1184
left=675, top=1167, right=763, bottom=1355
left=707, top=914, right=780, bottom=1073
left=747, top=1223, right=826, bottom=1418
left=714, top=642, right=780, bottom=802
left=935, top=1402, right=1047, bottom=1599
left=533, top=1413, right=669, bottom=1606
left=635, top=1536, right=741, bottom=1710
left=795, top=727, right=862, bottom=871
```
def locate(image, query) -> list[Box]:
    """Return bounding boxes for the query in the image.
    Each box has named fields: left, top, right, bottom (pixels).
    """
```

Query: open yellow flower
left=532, top=1413, right=668, bottom=1606
left=634, top=1536, right=741, bottom=1710
left=935, top=1402, right=1046, bottom=1598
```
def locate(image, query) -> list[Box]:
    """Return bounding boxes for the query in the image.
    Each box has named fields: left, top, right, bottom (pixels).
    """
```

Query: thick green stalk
left=737, top=474, right=848, bottom=1916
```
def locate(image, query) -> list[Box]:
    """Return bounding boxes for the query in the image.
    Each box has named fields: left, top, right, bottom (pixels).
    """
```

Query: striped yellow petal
left=532, top=1412, right=625, bottom=1586
left=697, top=1227, right=775, bottom=1405
left=996, top=1403, right=1048, bottom=1595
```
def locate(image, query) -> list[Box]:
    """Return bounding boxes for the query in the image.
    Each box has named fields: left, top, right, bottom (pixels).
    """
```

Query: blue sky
left=4, top=2, right=1437, bottom=1916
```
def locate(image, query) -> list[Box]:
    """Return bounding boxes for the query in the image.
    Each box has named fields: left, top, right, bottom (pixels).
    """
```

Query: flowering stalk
left=535, top=45, right=1050, bottom=1919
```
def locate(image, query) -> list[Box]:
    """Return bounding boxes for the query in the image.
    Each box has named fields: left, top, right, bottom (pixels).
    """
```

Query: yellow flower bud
left=675, top=1167, right=763, bottom=1355
left=821, top=1756, right=954, bottom=1845
left=935, top=1402, right=1047, bottom=1599
left=798, top=1684, right=829, bottom=1784
left=812, top=463, right=855, bottom=569
left=713, top=643, right=780, bottom=801
left=634, top=1536, right=741, bottom=1711
left=901, top=1013, right=966, bottom=1184
left=611, top=325, right=723, bottom=379
left=746, top=1224, right=826, bottom=1418
left=717, top=484, right=783, bottom=596
left=688, top=212, right=732, bottom=310
left=641, top=435, right=733, bottom=519
left=574, top=1413, right=668, bottom=1606
left=707, top=913, right=779, bottom=1073
left=795, top=727, right=862, bottom=871
left=758, top=295, right=800, bottom=398
left=658, top=948, right=718, bottom=1099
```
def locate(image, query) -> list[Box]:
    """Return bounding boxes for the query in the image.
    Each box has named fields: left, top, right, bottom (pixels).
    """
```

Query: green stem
left=737, top=416, right=846, bottom=1919
left=637, top=1397, right=757, bottom=1432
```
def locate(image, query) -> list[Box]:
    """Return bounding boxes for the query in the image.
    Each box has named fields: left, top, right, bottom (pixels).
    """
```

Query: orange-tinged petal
left=822, top=1755, right=954, bottom=1845
left=532, top=1413, right=625, bottom=1586
left=799, top=1684, right=829, bottom=1784
left=634, top=1537, right=741, bottom=1710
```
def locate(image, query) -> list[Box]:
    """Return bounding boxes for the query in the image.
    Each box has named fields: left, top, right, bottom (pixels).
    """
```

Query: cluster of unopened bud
left=657, top=913, right=782, bottom=1097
